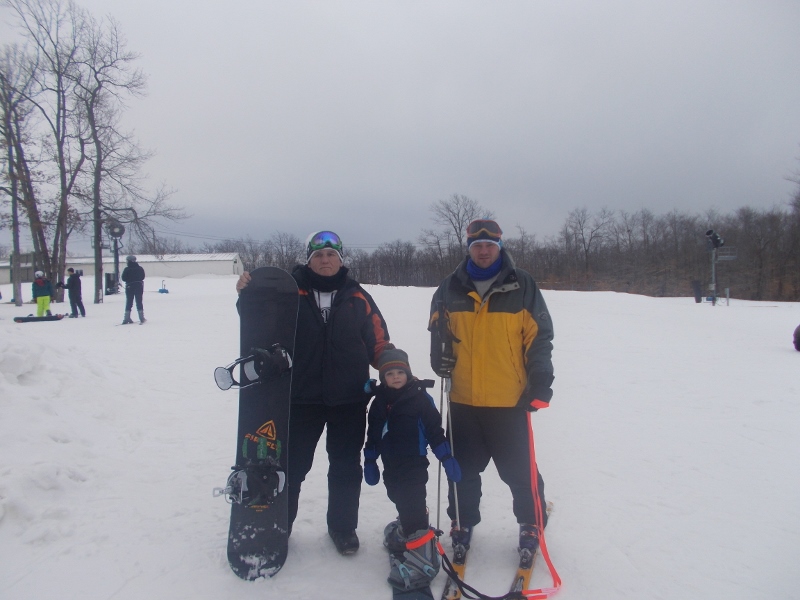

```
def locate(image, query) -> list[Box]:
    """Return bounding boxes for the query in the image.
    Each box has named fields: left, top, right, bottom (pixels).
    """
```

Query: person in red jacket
left=236, top=231, right=391, bottom=556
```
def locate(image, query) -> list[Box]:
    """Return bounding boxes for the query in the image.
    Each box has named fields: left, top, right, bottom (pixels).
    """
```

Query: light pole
left=705, top=229, right=726, bottom=305
left=105, top=218, right=125, bottom=294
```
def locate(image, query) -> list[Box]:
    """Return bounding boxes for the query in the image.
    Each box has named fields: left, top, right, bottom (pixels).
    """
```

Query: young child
left=363, top=348, right=461, bottom=592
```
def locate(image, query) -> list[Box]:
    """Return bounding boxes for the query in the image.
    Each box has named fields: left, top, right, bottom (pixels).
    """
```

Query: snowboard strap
left=522, top=414, right=561, bottom=599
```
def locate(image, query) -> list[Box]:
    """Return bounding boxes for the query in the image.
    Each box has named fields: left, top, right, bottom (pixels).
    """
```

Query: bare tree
left=0, top=44, right=37, bottom=305
left=565, top=207, right=614, bottom=275
left=429, top=193, right=494, bottom=253
left=267, top=231, right=303, bottom=271
left=4, top=0, right=90, bottom=289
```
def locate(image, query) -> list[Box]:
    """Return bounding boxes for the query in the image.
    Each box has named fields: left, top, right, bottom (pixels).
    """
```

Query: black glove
left=516, top=376, right=554, bottom=412
left=430, top=330, right=456, bottom=378
left=56, top=282, right=64, bottom=288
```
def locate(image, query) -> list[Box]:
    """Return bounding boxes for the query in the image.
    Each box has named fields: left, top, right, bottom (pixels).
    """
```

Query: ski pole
left=436, top=300, right=461, bottom=530
left=445, top=376, right=460, bottom=529
left=436, top=376, right=445, bottom=530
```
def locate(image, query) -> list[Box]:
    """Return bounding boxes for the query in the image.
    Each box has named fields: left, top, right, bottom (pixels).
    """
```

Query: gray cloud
left=2, top=0, right=799, bottom=253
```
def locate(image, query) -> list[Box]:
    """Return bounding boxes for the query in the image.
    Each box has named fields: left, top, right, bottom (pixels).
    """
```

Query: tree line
left=192, top=192, right=800, bottom=302
left=0, top=0, right=184, bottom=306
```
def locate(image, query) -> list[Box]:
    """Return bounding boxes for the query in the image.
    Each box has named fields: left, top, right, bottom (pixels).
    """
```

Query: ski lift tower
left=705, top=229, right=736, bottom=305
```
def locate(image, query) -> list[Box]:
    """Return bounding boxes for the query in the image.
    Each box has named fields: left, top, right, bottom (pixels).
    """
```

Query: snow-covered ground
left=1, top=275, right=798, bottom=600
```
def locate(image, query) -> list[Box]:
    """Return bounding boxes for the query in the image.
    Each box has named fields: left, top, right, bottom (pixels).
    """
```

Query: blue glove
left=364, top=447, right=380, bottom=485
left=364, top=379, right=378, bottom=395
left=432, top=441, right=462, bottom=483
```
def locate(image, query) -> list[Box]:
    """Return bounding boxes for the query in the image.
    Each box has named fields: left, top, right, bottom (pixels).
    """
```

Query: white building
left=0, top=253, right=243, bottom=284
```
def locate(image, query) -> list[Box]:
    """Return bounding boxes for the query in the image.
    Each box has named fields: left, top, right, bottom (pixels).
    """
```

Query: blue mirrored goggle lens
left=309, top=231, right=343, bottom=251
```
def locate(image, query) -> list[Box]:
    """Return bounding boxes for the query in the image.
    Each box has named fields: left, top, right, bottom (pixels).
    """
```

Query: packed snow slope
left=1, top=275, right=798, bottom=600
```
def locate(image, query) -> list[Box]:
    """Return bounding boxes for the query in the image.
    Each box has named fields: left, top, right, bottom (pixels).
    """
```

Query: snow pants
left=287, top=400, right=368, bottom=533
left=124, top=281, right=144, bottom=311
left=69, top=294, right=85, bottom=317
left=446, top=403, right=547, bottom=529
left=383, top=455, right=430, bottom=535
left=36, top=296, right=51, bottom=317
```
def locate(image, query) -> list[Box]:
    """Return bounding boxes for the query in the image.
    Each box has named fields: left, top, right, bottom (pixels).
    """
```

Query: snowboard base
left=14, top=314, right=65, bottom=323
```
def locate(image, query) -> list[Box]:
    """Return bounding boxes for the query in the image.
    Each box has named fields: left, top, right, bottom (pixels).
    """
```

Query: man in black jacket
left=58, top=268, right=85, bottom=318
left=236, top=231, right=391, bottom=555
left=121, top=255, right=146, bottom=324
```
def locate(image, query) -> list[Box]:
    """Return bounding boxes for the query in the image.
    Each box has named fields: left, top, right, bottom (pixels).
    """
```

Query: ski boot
left=122, top=311, right=134, bottom=324
left=518, top=523, right=541, bottom=568
left=449, top=519, right=472, bottom=564
left=138, top=309, right=146, bottom=324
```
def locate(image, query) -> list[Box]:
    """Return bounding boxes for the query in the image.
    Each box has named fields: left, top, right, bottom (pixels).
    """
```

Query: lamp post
left=105, top=218, right=125, bottom=294
left=705, top=229, right=725, bottom=305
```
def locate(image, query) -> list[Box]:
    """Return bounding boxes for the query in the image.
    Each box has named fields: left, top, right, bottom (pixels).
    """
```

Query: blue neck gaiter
left=466, top=254, right=503, bottom=281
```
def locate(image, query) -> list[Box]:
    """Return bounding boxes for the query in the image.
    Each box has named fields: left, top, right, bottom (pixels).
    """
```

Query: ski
left=440, top=543, right=468, bottom=600
left=508, top=502, right=553, bottom=596
left=508, top=548, right=539, bottom=595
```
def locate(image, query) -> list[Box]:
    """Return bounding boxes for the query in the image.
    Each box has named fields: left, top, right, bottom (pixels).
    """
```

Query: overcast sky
left=3, top=0, right=800, bottom=254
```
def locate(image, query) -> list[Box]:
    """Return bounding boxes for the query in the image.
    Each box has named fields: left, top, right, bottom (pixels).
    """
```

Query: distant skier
left=363, top=348, right=461, bottom=591
left=121, top=255, right=146, bottom=324
left=32, top=270, right=54, bottom=317
left=794, top=324, right=800, bottom=351
left=57, top=268, right=86, bottom=318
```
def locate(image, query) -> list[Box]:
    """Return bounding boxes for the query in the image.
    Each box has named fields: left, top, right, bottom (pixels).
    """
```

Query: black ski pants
left=383, top=455, right=430, bottom=535
left=287, top=400, right=367, bottom=533
left=125, top=281, right=144, bottom=312
left=446, top=403, right=547, bottom=529
left=69, top=294, right=85, bottom=317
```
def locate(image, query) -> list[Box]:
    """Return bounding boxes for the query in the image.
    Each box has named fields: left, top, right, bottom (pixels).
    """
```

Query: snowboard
left=218, top=267, right=299, bottom=580
left=14, top=314, right=65, bottom=323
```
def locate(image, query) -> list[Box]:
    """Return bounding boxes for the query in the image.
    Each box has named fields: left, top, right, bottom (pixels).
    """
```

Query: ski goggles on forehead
left=466, top=220, right=503, bottom=240
left=307, top=231, right=343, bottom=252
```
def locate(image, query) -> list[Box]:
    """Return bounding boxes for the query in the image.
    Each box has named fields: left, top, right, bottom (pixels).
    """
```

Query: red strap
left=405, top=528, right=435, bottom=550
left=523, top=413, right=562, bottom=598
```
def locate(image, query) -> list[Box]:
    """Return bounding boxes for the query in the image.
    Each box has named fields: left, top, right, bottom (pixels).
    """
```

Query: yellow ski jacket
left=429, top=250, right=554, bottom=408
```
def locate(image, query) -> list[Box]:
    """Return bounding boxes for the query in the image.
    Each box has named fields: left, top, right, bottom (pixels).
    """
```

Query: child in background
left=363, top=348, right=461, bottom=592
left=32, top=270, right=54, bottom=317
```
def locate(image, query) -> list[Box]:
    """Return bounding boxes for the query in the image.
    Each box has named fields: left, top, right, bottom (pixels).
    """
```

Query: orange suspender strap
left=523, top=413, right=562, bottom=599
left=405, top=528, right=435, bottom=550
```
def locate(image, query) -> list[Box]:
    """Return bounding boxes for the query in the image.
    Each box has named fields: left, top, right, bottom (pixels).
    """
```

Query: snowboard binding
left=214, top=344, right=292, bottom=390
left=214, top=461, right=286, bottom=507
left=384, top=521, right=442, bottom=591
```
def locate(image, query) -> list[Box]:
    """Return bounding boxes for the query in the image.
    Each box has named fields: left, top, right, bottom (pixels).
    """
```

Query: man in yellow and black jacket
left=429, top=219, right=554, bottom=555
